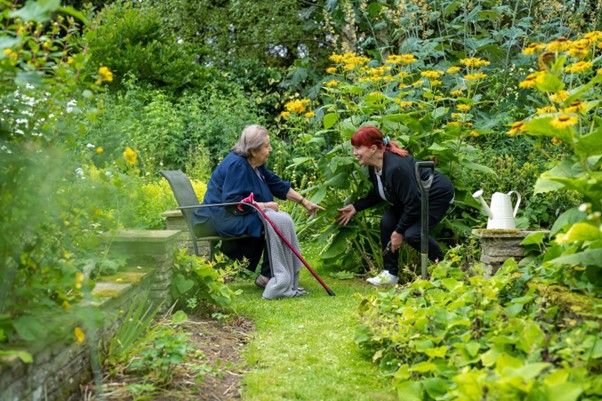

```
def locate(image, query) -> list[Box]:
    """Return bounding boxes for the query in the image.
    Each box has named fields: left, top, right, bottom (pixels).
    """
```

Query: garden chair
left=160, top=170, right=258, bottom=260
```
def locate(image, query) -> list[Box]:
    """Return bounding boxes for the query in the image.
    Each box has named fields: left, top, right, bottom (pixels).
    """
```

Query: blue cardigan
left=193, top=151, right=291, bottom=237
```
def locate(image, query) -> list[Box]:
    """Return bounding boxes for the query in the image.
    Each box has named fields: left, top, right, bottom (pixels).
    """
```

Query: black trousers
left=220, top=237, right=271, bottom=277
left=380, top=195, right=452, bottom=276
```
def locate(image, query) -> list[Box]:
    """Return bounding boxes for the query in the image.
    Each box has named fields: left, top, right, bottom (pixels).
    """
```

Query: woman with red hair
left=337, top=126, right=454, bottom=285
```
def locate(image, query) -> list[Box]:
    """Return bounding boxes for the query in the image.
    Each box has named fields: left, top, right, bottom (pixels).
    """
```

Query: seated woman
left=192, top=124, right=323, bottom=299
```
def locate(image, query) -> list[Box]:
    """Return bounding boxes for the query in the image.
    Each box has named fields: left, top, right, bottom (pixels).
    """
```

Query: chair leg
left=209, top=240, right=216, bottom=261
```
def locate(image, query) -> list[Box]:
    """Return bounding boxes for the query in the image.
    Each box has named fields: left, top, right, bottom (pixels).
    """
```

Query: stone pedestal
left=471, top=229, right=540, bottom=275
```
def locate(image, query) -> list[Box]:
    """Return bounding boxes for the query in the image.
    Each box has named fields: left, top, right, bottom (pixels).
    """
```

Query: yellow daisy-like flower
left=123, top=146, right=137, bottom=166
left=446, top=121, right=463, bottom=127
left=74, top=327, right=85, bottom=344
left=551, top=114, right=578, bottom=129
left=75, top=272, right=84, bottom=289
left=304, top=111, right=315, bottom=119
left=395, top=100, right=413, bottom=108
left=551, top=136, right=562, bottom=145
left=450, top=90, right=464, bottom=97
left=284, top=99, right=310, bottom=114
left=430, top=80, right=442, bottom=87
left=280, top=111, right=290, bottom=119
left=464, top=72, right=487, bottom=81
left=522, top=43, right=543, bottom=55
left=457, top=104, right=471, bottom=112
left=583, top=31, right=602, bottom=43
left=421, top=70, right=443, bottom=79
left=324, top=79, right=339, bottom=87
left=568, top=39, right=591, bottom=58
left=518, top=71, right=543, bottom=88
left=563, top=100, right=587, bottom=114
left=95, top=146, right=104, bottom=154
left=546, top=37, right=570, bottom=52
left=387, top=53, right=417, bottom=64
left=469, top=130, right=480, bottom=137
left=446, top=66, right=461, bottom=74
left=325, top=67, right=337, bottom=74
left=549, top=91, right=570, bottom=104
left=97, top=66, right=113, bottom=83
left=459, top=57, right=490, bottom=67
left=2, top=48, right=16, bottom=58
left=536, top=105, right=557, bottom=114
left=598, top=68, right=602, bottom=76
left=565, top=61, right=593, bottom=74
left=508, top=121, right=525, bottom=136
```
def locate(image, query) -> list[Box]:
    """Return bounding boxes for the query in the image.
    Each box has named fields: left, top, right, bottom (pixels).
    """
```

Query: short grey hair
left=232, top=124, right=269, bottom=157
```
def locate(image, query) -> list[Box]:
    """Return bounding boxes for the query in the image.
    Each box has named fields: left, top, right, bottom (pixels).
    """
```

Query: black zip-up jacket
left=352, top=152, right=454, bottom=234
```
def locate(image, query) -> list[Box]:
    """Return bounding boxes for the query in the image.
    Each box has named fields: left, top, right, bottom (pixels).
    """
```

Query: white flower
left=86, top=143, right=95, bottom=149
left=578, top=203, right=590, bottom=213
left=75, top=167, right=84, bottom=179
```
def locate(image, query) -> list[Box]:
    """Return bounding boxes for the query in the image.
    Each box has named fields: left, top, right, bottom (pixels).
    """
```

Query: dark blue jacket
left=193, top=151, right=291, bottom=237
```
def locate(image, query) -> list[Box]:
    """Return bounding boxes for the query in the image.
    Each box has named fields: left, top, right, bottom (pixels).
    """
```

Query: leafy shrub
left=356, top=259, right=602, bottom=401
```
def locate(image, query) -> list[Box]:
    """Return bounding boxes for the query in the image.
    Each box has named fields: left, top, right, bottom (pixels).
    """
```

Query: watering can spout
left=472, top=189, right=493, bottom=218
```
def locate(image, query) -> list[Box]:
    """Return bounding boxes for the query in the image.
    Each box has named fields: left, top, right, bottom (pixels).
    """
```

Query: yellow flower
left=536, top=106, right=557, bottom=114
left=2, top=48, right=16, bottom=58
left=563, top=100, right=587, bottom=114
left=74, top=327, right=85, bottom=344
left=565, top=61, right=592, bottom=74
left=97, top=66, right=113, bottom=83
left=583, top=31, right=602, bottom=43
left=450, top=90, right=463, bottom=97
left=421, top=70, right=443, bottom=79
left=464, top=72, right=487, bottom=81
left=459, top=57, right=490, bottom=67
left=387, top=54, right=417, bottom=64
left=123, top=146, right=137, bottom=166
left=508, top=121, right=525, bottom=136
left=284, top=99, right=310, bottom=113
left=568, top=39, right=591, bottom=58
left=326, top=67, right=337, bottom=74
left=549, top=90, right=570, bottom=104
left=75, top=272, right=84, bottom=289
left=551, top=114, right=578, bottom=129
left=451, top=113, right=464, bottom=120
left=395, top=100, right=413, bottom=108
left=324, top=79, right=339, bottom=87
left=446, top=66, right=461, bottom=74
left=457, top=104, right=471, bottom=112
left=598, top=68, right=602, bottom=76
left=551, top=136, right=562, bottom=145
left=430, top=80, right=442, bottom=87
left=522, top=43, right=543, bottom=55
left=280, top=111, right=290, bottom=119
left=469, top=130, right=480, bottom=137
left=304, top=111, right=315, bottom=119
left=446, top=121, right=462, bottom=127
left=412, top=79, right=424, bottom=87
left=95, top=146, right=104, bottom=154
left=519, top=71, right=543, bottom=88
left=546, top=37, right=570, bottom=52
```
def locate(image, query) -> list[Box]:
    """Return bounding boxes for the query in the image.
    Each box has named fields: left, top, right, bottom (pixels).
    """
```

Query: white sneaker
left=366, top=270, right=399, bottom=286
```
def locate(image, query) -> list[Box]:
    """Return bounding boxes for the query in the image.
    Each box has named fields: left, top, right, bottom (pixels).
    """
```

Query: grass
left=231, top=248, right=397, bottom=401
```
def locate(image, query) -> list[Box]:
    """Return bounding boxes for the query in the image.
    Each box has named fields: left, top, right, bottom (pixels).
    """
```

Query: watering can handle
left=508, top=190, right=522, bottom=217
left=415, top=161, right=435, bottom=192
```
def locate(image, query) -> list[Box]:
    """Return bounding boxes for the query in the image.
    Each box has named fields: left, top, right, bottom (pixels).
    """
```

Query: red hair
left=350, top=126, right=408, bottom=157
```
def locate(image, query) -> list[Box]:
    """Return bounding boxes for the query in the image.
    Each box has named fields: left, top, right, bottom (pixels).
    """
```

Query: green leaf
left=432, top=107, right=448, bottom=119
left=323, top=112, right=339, bottom=129
left=0, top=350, right=33, bottom=363
left=465, top=342, right=480, bottom=357
left=396, top=380, right=423, bottom=401
left=9, top=0, right=61, bottom=22
left=13, top=315, right=46, bottom=342
left=58, top=5, right=88, bottom=24
left=410, top=361, right=437, bottom=373
left=423, top=346, right=448, bottom=358
left=535, top=72, right=564, bottom=92
left=556, top=222, right=602, bottom=243
left=173, top=273, right=195, bottom=295
left=550, top=207, right=587, bottom=237
left=171, top=310, right=188, bottom=323
left=521, top=231, right=546, bottom=246
left=546, top=382, right=583, bottom=401
left=422, top=378, right=448, bottom=398
left=518, top=321, right=545, bottom=353
left=575, top=122, right=602, bottom=157
left=0, top=36, right=20, bottom=51
left=550, top=248, right=602, bottom=267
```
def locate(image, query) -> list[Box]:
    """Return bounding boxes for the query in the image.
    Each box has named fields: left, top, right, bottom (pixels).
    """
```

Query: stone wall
left=0, top=229, right=180, bottom=401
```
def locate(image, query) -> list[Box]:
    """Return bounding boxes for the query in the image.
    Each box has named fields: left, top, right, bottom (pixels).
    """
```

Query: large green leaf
left=323, top=112, right=339, bottom=129
left=0, top=36, right=20, bottom=51
left=550, top=207, right=587, bottom=237
left=549, top=248, right=602, bottom=267
left=546, top=382, right=583, bottom=401
left=396, top=380, right=423, bottom=401
left=524, top=117, right=571, bottom=142
left=9, top=0, right=61, bottom=22
left=534, top=160, right=582, bottom=194
left=574, top=122, right=602, bottom=157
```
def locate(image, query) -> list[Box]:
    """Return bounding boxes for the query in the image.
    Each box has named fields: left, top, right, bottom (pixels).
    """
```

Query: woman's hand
left=390, top=231, right=404, bottom=252
left=260, top=201, right=279, bottom=211
left=337, top=204, right=356, bottom=225
left=301, top=198, right=325, bottom=217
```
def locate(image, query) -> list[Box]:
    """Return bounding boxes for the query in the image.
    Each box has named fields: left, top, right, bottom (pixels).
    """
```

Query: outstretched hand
left=302, top=198, right=325, bottom=217
left=336, top=204, right=356, bottom=225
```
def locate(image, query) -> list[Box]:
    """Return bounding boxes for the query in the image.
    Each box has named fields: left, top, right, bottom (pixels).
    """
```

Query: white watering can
left=472, top=189, right=522, bottom=229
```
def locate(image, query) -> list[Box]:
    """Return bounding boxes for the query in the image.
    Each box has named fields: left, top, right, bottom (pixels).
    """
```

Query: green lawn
left=231, top=268, right=397, bottom=401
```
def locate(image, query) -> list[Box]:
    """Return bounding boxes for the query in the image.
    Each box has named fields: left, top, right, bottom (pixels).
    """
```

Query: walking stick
left=414, top=161, right=435, bottom=279
left=242, top=193, right=336, bottom=296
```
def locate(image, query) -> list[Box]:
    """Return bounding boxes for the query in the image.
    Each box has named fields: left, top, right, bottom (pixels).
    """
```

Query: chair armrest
left=178, top=202, right=262, bottom=213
